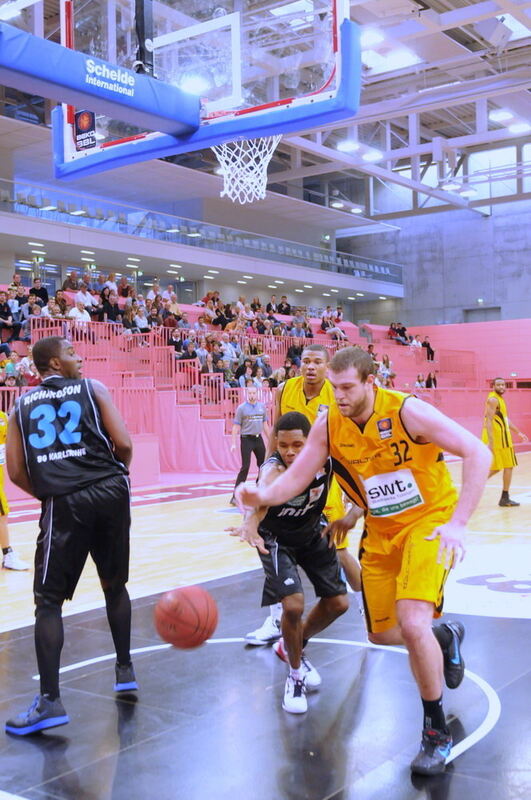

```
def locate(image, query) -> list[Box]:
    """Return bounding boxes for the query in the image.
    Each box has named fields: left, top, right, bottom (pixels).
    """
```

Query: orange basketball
left=154, top=586, right=218, bottom=649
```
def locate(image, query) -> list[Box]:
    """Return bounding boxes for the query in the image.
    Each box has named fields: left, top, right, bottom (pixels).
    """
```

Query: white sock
left=289, top=666, right=303, bottom=681
left=270, top=603, right=282, bottom=624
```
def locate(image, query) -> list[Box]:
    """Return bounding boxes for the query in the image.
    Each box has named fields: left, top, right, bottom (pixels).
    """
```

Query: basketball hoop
left=211, top=135, right=282, bottom=204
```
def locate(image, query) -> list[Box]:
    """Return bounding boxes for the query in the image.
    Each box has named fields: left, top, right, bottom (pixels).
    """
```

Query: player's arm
left=90, top=380, right=133, bottom=467
left=507, top=417, right=528, bottom=442
left=401, top=396, right=491, bottom=567
left=227, top=461, right=284, bottom=554
left=6, top=409, right=34, bottom=497
left=237, top=412, right=330, bottom=510
left=266, top=382, right=285, bottom=457
left=484, top=397, right=498, bottom=450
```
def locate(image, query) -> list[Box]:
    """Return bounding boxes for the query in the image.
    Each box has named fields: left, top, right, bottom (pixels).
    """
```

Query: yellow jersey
left=481, top=391, right=513, bottom=448
left=280, top=376, right=345, bottom=524
left=327, top=387, right=457, bottom=538
left=0, top=410, right=7, bottom=472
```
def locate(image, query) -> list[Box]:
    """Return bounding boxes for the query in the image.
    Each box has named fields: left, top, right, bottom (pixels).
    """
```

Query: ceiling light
left=18, top=266, right=32, bottom=271
left=379, top=296, right=387, bottom=300
left=80, top=249, right=95, bottom=255
left=81, top=257, right=95, bottom=262
left=441, top=179, right=461, bottom=191
left=41, top=205, right=57, bottom=211
left=169, top=263, right=182, bottom=268
left=167, top=270, right=181, bottom=274
left=350, top=206, right=364, bottom=214
left=303, top=285, right=313, bottom=288
left=295, top=289, right=304, bottom=293
left=242, top=275, right=253, bottom=279
left=207, top=269, right=219, bottom=274
left=45, top=263, right=58, bottom=267
left=356, top=292, right=364, bottom=296
left=322, top=293, right=331, bottom=297
left=128, top=257, right=141, bottom=262
left=27, top=241, right=44, bottom=246
left=330, top=201, right=344, bottom=209
left=347, top=296, right=355, bottom=300
left=267, top=285, right=277, bottom=288
left=204, top=275, right=215, bottom=280
left=144, top=282, right=154, bottom=286
left=31, top=250, right=46, bottom=255
left=186, top=232, right=202, bottom=237
left=166, top=227, right=180, bottom=233
left=70, top=209, right=86, bottom=215
left=360, top=28, right=385, bottom=49
left=274, top=280, right=285, bottom=284
left=17, top=259, right=32, bottom=265
left=330, top=289, right=339, bottom=293
left=362, top=149, right=383, bottom=163
left=185, top=288, right=193, bottom=292
left=488, top=108, right=513, bottom=123
left=336, top=139, right=360, bottom=154
left=477, top=298, right=484, bottom=304
left=237, top=280, right=247, bottom=284
left=508, top=121, right=531, bottom=134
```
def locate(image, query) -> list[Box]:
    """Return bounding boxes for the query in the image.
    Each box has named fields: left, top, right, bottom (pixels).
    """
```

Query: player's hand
left=235, top=481, right=264, bottom=510
left=225, top=524, right=268, bottom=555
left=425, top=522, right=466, bottom=569
left=518, top=431, right=528, bottom=442
left=321, top=518, right=351, bottom=548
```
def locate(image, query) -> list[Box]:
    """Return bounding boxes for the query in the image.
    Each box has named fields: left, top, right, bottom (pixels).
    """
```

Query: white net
left=211, top=135, right=282, bottom=204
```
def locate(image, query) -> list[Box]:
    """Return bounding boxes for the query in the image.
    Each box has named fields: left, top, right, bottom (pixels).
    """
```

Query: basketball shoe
left=273, top=638, right=321, bottom=688
left=282, top=675, right=307, bottom=714
left=114, top=662, right=138, bottom=692
left=245, top=616, right=281, bottom=646
left=410, top=728, right=452, bottom=775
left=433, top=621, right=465, bottom=689
left=5, top=694, right=69, bottom=736
left=2, top=550, right=29, bottom=570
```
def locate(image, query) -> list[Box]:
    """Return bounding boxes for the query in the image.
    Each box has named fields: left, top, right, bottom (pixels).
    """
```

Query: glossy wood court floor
left=0, top=456, right=530, bottom=800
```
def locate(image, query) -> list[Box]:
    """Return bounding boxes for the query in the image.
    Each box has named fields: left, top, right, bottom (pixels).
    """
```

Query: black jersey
left=15, top=376, right=128, bottom=500
left=258, top=452, right=333, bottom=545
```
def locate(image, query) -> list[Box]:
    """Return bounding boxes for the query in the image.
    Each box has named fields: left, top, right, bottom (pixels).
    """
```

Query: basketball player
left=237, top=347, right=491, bottom=775
left=5, top=336, right=137, bottom=736
left=230, top=412, right=349, bottom=713
left=245, top=343, right=362, bottom=646
left=0, top=409, right=29, bottom=571
left=230, top=384, right=270, bottom=505
left=482, top=377, right=528, bottom=506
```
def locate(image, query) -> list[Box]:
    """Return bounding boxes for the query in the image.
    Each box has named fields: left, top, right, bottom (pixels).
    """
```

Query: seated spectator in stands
left=147, top=282, right=162, bottom=301
left=20, top=292, right=43, bottom=324
left=194, top=317, right=209, bottom=335
left=100, top=286, right=112, bottom=307
left=54, top=290, right=68, bottom=316
left=378, top=354, right=395, bottom=388
left=147, top=307, right=161, bottom=328
left=120, top=306, right=140, bottom=333
left=266, top=295, right=278, bottom=314
left=161, top=284, right=174, bottom=301
left=287, top=339, right=303, bottom=367
left=210, top=340, right=223, bottom=367
left=251, top=296, right=262, bottom=312
left=7, top=288, right=20, bottom=321
left=229, top=333, right=242, bottom=360
left=15, top=285, right=28, bottom=307
left=235, top=358, right=253, bottom=381
left=118, top=276, right=132, bottom=297
left=283, top=358, right=293, bottom=374
left=235, top=295, right=246, bottom=313
left=422, top=336, right=435, bottom=361
left=367, top=344, right=378, bottom=361
left=81, top=272, right=95, bottom=292
left=410, top=334, right=422, bottom=350
left=62, top=270, right=80, bottom=291
left=272, top=366, right=286, bottom=385
left=415, top=373, right=426, bottom=390
left=68, top=300, right=91, bottom=323
left=75, top=283, right=98, bottom=311
left=194, top=338, right=209, bottom=367
left=163, top=312, right=178, bottom=329
left=396, top=323, right=409, bottom=343
left=335, top=306, right=344, bottom=324
left=277, top=295, right=291, bottom=315
left=201, top=300, right=216, bottom=322
left=221, top=359, right=238, bottom=388
left=132, top=307, right=149, bottom=332
left=242, top=304, right=255, bottom=321
left=166, top=294, right=181, bottom=319
left=104, top=273, right=118, bottom=294
left=0, top=291, right=21, bottom=341
left=32, top=277, right=49, bottom=305
left=291, top=308, right=305, bottom=326
left=425, top=371, right=437, bottom=388
left=220, top=332, right=238, bottom=362
left=180, top=341, right=198, bottom=361
left=8, top=273, right=23, bottom=292
left=41, top=300, right=61, bottom=319
left=94, top=273, right=106, bottom=292
left=18, top=345, right=39, bottom=385
left=177, top=312, right=190, bottom=330
left=289, top=321, right=305, bottom=338
left=103, top=293, right=122, bottom=324
left=21, top=304, right=44, bottom=340
left=246, top=319, right=260, bottom=336
left=238, top=365, right=254, bottom=387
left=321, top=314, right=347, bottom=340
left=302, top=321, right=314, bottom=339
left=258, top=354, right=273, bottom=378
left=212, top=300, right=228, bottom=328
left=286, top=365, right=298, bottom=379
left=252, top=365, right=264, bottom=387
left=248, top=337, right=263, bottom=356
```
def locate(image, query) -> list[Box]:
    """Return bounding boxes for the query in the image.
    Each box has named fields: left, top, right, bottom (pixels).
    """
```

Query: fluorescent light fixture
left=207, top=269, right=219, bottom=274
left=459, top=186, right=478, bottom=198
left=336, top=139, right=360, bottom=153
left=17, top=260, right=32, bottom=265
left=303, top=285, right=313, bottom=288
left=322, top=293, right=331, bottom=296
left=204, top=275, right=215, bottom=280
left=27, top=241, right=44, bottom=246
left=128, top=257, right=141, bottom=262
left=360, top=28, right=385, bottom=49
left=18, top=266, right=32, bottom=271
left=330, top=201, right=344, bottom=209
left=31, top=250, right=46, bottom=255
left=362, top=149, right=383, bottom=163
left=80, top=249, right=95, bottom=254
left=169, top=263, right=182, bottom=268
left=81, top=257, right=95, bottom=262
left=508, top=121, right=531, bottom=134
left=323, top=234, right=330, bottom=241
left=477, top=297, right=484, bottom=304
left=347, top=296, right=355, bottom=300
left=295, top=289, right=304, bottom=293
left=267, top=285, right=277, bottom=288
left=379, top=296, right=387, bottom=300
left=166, top=227, right=180, bottom=233
left=350, top=206, right=364, bottom=214
left=236, top=280, right=247, bottom=284
left=186, top=232, right=202, bottom=237
left=242, top=275, right=253, bottom=279
left=185, top=289, right=193, bottom=292
left=356, top=292, right=364, bottom=296
left=330, top=289, right=339, bottom=293
left=45, top=263, right=58, bottom=267
left=144, top=282, right=154, bottom=287
left=274, top=280, right=285, bottom=284
left=41, top=204, right=57, bottom=211
left=70, top=209, right=86, bottom=215
left=167, top=270, right=181, bottom=274
left=488, top=108, right=513, bottom=123
left=441, top=179, right=461, bottom=191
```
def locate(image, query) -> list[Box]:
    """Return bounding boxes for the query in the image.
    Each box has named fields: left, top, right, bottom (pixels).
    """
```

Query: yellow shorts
left=0, top=485, right=9, bottom=516
left=324, top=476, right=350, bottom=550
left=359, top=511, right=453, bottom=634
left=490, top=446, right=517, bottom=471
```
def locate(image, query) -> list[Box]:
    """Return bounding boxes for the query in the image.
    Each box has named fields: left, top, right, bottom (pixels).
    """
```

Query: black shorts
left=34, top=474, right=131, bottom=604
left=258, top=528, right=346, bottom=606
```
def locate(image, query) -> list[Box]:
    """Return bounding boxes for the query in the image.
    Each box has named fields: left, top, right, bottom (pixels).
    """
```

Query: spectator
left=238, top=365, right=254, bottom=387
left=62, top=270, right=80, bottom=291
left=178, top=312, right=190, bottom=330
left=258, top=353, right=273, bottom=378
left=321, top=314, right=347, bottom=340
left=202, top=300, right=217, bottom=322
left=15, top=285, right=28, bottom=307
left=277, top=295, right=291, bottom=315
left=235, top=358, right=253, bottom=380
left=32, top=278, right=49, bottom=305
left=147, top=283, right=162, bottom=301
left=287, top=338, right=303, bottom=367
left=7, top=288, right=20, bottom=321
left=20, top=292, right=43, bottom=323
left=100, top=286, right=111, bottom=306
left=322, top=305, right=334, bottom=320
left=21, top=304, right=43, bottom=340
left=220, top=332, right=238, bottom=362
left=378, top=354, right=395, bottom=388
left=250, top=296, right=262, bottom=312
left=118, top=276, right=132, bottom=298
left=221, top=359, right=238, bottom=388
left=210, top=341, right=223, bottom=367
left=415, top=373, right=426, bottom=389
left=103, top=293, right=122, bottom=323
left=18, top=345, right=39, bottom=385
left=147, top=308, right=161, bottom=328
left=168, top=294, right=182, bottom=319
left=235, top=295, right=246, bottom=313
left=42, top=300, right=63, bottom=319
left=121, top=307, right=140, bottom=333
left=95, top=274, right=107, bottom=293
left=289, top=321, right=305, bottom=338
left=180, top=341, right=198, bottom=361
left=162, top=284, right=175, bottom=301
left=194, top=317, right=209, bottom=335
left=252, top=365, right=264, bottom=387
left=54, top=290, right=68, bottom=316
left=410, top=334, right=422, bottom=350
left=105, top=273, right=118, bottom=293
left=68, top=300, right=91, bottom=323
left=422, top=336, right=435, bottom=362
left=163, top=313, right=178, bottom=329
left=134, top=307, right=151, bottom=333
left=8, top=273, right=23, bottom=292
left=0, top=291, right=21, bottom=341
left=81, top=272, right=95, bottom=292
left=75, top=284, right=98, bottom=311
left=367, top=344, right=378, bottom=361
left=426, top=371, right=437, bottom=388
left=266, top=295, right=278, bottom=314
left=195, top=338, right=209, bottom=366
left=335, top=306, right=344, bottom=324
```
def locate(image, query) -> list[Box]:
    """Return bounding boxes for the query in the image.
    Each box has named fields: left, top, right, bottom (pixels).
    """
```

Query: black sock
left=501, top=490, right=509, bottom=499
left=2, top=547, right=12, bottom=555
left=422, top=696, right=448, bottom=732
left=35, top=604, right=64, bottom=700
left=104, top=585, right=132, bottom=666
left=432, top=623, right=452, bottom=650
left=302, top=638, right=309, bottom=649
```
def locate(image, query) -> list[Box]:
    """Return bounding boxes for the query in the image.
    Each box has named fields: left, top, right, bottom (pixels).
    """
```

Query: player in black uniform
left=5, top=336, right=136, bottom=736
left=230, top=412, right=350, bottom=714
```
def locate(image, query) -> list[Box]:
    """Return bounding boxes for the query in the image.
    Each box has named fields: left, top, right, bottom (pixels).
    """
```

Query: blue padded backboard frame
left=52, top=20, right=360, bottom=181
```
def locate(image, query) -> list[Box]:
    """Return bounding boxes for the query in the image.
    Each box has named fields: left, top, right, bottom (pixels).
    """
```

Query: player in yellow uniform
left=481, top=377, right=528, bottom=506
left=0, top=410, right=29, bottom=570
left=245, top=344, right=363, bottom=645
left=237, top=347, right=491, bottom=776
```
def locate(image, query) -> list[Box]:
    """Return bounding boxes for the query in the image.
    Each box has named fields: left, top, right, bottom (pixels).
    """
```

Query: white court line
left=31, top=635, right=500, bottom=769
left=0, top=792, right=28, bottom=800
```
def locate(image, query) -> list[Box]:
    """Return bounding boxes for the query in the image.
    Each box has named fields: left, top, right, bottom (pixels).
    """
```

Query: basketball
left=154, top=586, right=218, bottom=649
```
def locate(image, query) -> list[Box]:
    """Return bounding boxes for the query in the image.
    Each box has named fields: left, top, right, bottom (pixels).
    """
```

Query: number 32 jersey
left=327, top=387, right=457, bottom=538
left=15, top=376, right=128, bottom=500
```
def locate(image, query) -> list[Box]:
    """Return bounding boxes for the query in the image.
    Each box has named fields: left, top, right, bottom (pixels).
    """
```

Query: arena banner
left=0, top=22, right=200, bottom=136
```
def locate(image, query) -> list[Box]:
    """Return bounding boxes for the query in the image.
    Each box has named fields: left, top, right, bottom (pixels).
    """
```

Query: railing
left=3, top=177, right=403, bottom=286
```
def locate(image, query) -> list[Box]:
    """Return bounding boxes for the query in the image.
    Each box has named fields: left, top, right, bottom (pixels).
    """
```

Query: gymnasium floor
left=0, top=456, right=530, bottom=800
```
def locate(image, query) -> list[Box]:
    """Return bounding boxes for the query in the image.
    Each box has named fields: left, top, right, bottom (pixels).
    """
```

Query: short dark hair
left=32, top=336, right=66, bottom=374
left=301, top=343, right=329, bottom=360
left=329, top=346, right=376, bottom=381
left=275, top=411, right=311, bottom=437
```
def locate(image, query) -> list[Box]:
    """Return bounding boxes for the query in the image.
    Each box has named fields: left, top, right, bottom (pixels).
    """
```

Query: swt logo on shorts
left=363, top=469, right=424, bottom=517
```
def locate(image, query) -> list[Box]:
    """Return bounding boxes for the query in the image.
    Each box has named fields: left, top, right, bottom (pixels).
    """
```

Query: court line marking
left=0, top=793, right=28, bottom=800
left=31, top=636, right=501, bottom=768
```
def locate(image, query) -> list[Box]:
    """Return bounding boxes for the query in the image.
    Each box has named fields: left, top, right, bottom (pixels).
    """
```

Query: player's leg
left=280, top=592, right=305, bottom=670
left=499, top=466, right=519, bottom=506
left=336, top=546, right=361, bottom=591
left=0, top=510, right=29, bottom=570
left=231, top=437, right=253, bottom=503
